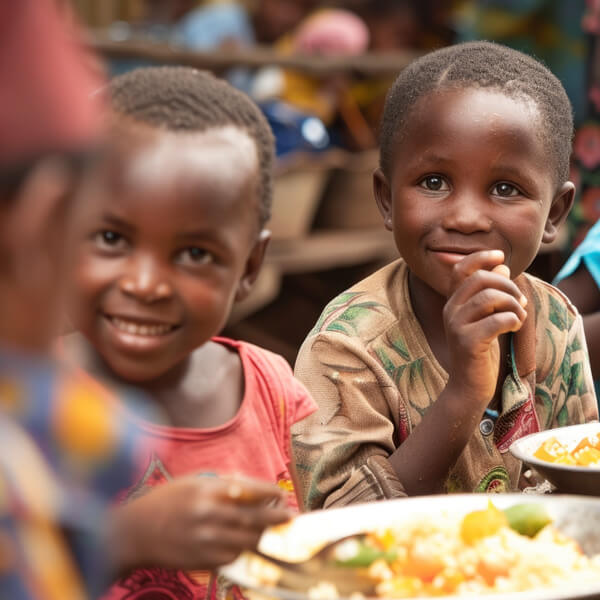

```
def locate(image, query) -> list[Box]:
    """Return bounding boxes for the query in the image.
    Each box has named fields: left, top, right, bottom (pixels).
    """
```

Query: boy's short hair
left=379, top=41, right=573, bottom=185
left=107, top=66, right=275, bottom=227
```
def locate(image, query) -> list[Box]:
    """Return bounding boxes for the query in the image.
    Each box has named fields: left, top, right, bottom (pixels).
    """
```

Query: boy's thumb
left=492, top=264, right=510, bottom=279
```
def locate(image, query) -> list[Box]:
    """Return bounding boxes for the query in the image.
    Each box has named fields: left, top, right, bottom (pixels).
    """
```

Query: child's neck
left=140, top=342, right=245, bottom=429
left=62, top=334, right=245, bottom=429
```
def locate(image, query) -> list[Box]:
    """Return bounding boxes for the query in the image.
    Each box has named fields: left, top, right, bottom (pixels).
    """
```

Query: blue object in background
left=260, top=100, right=331, bottom=156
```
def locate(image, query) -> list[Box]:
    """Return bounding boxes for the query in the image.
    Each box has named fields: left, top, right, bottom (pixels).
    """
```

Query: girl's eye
left=419, top=175, right=448, bottom=192
left=178, top=247, right=214, bottom=266
left=492, top=182, right=520, bottom=197
left=95, top=230, right=126, bottom=249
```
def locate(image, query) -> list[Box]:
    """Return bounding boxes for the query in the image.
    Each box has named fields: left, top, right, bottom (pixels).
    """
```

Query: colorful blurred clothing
left=554, top=218, right=600, bottom=286
left=293, top=259, right=598, bottom=509
left=0, top=350, right=143, bottom=599
left=454, top=0, right=586, bottom=123
left=102, top=337, right=316, bottom=600
left=570, top=1, right=600, bottom=243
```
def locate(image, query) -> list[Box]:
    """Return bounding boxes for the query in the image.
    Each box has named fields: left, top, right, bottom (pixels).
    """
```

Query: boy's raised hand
left=443, top=250, right=528, bottom=409
left=109, top=475, right=292, bottom=573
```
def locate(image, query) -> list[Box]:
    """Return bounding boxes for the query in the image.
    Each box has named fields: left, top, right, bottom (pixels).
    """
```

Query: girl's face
left=375, top=87, right=573, bottom=301
left=67, top=123, right=267, bottom=383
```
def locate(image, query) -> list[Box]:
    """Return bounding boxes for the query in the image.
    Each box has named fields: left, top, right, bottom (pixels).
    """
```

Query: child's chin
left=105, top=353, right=174, bottom=384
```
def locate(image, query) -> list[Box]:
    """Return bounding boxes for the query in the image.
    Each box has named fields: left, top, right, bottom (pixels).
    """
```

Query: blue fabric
left=554, top=219, right=600, bottom=287
left=177, top=3, right=254, bottom=50
left=553, top=220, right=600, bottom=402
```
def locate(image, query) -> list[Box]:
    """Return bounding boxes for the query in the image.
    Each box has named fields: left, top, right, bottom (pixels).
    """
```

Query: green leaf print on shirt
left=373, top=336, right=413, bottom=383
left=548, top=294, right=568, bottom=332
left=310, top=292, right=363, bottom=335
left=568, top=362, right=585, bottom=398
left=556, top=400, right=569, bottom=426
left=535, top=386, right=554, bottom=428
left=323, top=301, right=388, bottom=337
left=389, top=336, right=410, bottom=362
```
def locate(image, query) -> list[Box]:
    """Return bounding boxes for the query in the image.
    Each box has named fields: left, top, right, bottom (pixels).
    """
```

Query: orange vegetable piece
left=534, top=437, right=570, bottom=463
left=574, top=446, right=600, bottom=466
left=460, top=502, right=508, bottom=545
left=432, top=567, right=466, bottom=594
left=573, top=434, right=600, bottom=454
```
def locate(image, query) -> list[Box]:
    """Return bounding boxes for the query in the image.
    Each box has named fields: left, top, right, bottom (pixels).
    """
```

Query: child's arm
left=557, top=264, right=600, bottom=377
left=294, top=251, right=527, bottom=505
left=108, top=475, right=291, bottom=573
left=388, top=250, right=528, bottom=494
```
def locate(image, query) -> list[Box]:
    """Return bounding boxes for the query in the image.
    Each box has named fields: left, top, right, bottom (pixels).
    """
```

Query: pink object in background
left=293, top=9, right=370, bottom=56
left=0, top=0, right=104, bottom=167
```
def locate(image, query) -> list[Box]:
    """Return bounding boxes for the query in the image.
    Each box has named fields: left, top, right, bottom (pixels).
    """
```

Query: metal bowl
left=509, top=423, right=600, bottom=495
left=221, top=493, right=600, bottom=600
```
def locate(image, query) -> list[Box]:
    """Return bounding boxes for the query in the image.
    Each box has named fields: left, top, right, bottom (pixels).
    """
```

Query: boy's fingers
left=449, top=250, right=505, bottom=293
left=450, top=289, right=528, bottom=325
left=448, top=270, right=526, bottom=309
left=463, top=311, right=525, bottom=343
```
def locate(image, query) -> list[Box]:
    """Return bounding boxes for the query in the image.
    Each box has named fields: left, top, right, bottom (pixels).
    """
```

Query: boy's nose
left=441, top=193, right=492, bottom=233
left=118, top=256, right=172, bottom=303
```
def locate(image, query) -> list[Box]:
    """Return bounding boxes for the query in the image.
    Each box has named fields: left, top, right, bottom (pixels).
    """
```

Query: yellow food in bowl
left=534, top=434, right=600, bottom=466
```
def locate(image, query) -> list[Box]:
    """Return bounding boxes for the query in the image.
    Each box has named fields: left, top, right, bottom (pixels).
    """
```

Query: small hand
left=443, top=250, right=528, bottom=407
left=110, top=475, right=292, bottom=573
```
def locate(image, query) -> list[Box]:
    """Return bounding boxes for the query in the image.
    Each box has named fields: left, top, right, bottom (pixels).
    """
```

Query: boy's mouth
left=430, top=246, right=488, bottom=265
left=104, top=314, right=178, bottom=337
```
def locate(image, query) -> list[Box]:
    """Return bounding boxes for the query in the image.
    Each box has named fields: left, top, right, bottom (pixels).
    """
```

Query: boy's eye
left=492, top=182, right=520, bottom=197
left=95, top=230, right=126, bottom=249
left=419, top=175, right=448, bottom=192
left=178, top=247, right=214, bottom=266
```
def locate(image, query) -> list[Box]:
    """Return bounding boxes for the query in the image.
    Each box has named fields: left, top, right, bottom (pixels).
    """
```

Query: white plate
left=510, top=423, right=600, bottom=495
left=221, top=493, right=600, bottom=599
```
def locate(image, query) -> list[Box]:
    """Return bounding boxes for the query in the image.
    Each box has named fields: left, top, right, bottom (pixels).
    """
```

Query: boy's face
left=375, top=87, right=573, bottom=299
left=67, top=123, right=267, bottom=383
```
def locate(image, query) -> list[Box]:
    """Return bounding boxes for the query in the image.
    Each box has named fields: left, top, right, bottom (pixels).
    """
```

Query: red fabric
left=0, top=0, right=104, bottom=166
left=103, top=337, right=317, bottom=600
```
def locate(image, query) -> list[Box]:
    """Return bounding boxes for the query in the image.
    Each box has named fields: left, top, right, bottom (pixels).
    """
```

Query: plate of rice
left=221, top=493, right=600, bottom=599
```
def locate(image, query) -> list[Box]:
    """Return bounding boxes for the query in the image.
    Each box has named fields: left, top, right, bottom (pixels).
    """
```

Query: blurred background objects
left=69, top=0, right=598, bottom=363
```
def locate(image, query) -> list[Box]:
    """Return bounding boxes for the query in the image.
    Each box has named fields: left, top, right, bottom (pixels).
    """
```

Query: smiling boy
left=61, top=66, right=315, bottom=599
left=292, top=41, right=598, bottom=508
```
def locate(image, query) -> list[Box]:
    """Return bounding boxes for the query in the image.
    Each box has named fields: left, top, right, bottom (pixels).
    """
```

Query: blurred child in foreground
left=0, top=1, right=139, bottom=597
left=0, top=5, right=294, bottom=599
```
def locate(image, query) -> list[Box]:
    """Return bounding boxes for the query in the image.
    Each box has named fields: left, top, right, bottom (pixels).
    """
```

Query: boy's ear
left=235, top=229, right=271, bottom=302
left=373, top=167, right=393, bottom=231
left=542, top=181, right=575, bottom=244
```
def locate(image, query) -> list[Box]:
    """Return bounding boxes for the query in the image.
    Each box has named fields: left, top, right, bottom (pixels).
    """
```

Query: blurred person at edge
left=0, top=3, right=291, bottom=600
left=0, top=2, right=142, bottom=598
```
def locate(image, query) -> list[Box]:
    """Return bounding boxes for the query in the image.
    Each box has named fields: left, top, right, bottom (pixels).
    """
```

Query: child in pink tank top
left=62, top=66, right=316, bottom=599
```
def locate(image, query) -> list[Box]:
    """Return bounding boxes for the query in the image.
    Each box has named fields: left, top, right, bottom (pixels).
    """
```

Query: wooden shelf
left=91, top=34, right=421, bottom=77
